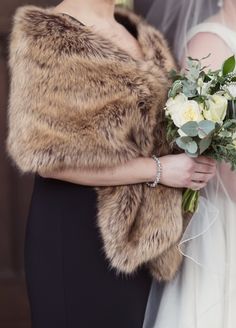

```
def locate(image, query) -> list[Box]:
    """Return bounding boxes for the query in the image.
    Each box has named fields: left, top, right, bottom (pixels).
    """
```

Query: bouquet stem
left=182, top=189, right=200, bottom=214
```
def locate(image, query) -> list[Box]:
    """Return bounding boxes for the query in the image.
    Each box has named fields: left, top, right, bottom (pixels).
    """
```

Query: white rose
left=171, top=100, right=204, bottom=128
left=165, top=94, right=187, bottom=117
left=203, top=94, right=228, bottom=124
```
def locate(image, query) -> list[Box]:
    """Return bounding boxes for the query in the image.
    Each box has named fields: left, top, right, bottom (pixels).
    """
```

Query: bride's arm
left=183, top=32, right=236, bottom=200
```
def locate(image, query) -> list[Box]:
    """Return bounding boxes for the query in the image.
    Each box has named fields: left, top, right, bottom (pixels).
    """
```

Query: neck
left=55, top=0, right=116, bottom=25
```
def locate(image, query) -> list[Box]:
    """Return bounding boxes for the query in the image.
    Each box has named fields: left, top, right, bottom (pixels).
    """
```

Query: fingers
left=195, top=156, right=216, bottom=167
left=194, top=157, right=217, bottom=174
left=194, top=163, right=216, bottom=174
left=191, top=172, right=215, bottom=183
left=165, top=154, right=217, bottom=189
left=184, top=156, right=216, bottom=189
left=190, top=181, right=207, bottom=190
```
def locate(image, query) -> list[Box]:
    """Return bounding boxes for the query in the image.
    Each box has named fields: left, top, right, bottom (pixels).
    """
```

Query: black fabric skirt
left=24, top=175, right=161, bottom=328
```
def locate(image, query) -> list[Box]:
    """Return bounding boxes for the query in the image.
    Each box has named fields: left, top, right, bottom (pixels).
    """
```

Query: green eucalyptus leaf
left=181, top=121, right=199, bottom=137
left=222, top=55, right=236, bottom=76
left=176, top=136, right=193, bottom=150
left=186, top=150, right=198, bottom=158
left=198, top=120, right=216, bottom=138
left=199, top=137, right=212, bottom=154
left=181, top=80, right=198, bottom=97
left=168, top=80, right=182, bottom=98
left=186, top=140, right=198, bottom=154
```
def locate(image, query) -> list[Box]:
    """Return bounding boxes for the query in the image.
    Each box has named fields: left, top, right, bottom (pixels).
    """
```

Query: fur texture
left=7, top=5, right=183, bottom=281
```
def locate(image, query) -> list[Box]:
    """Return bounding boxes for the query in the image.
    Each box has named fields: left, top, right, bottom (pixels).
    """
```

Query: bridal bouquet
left=166, top=55, right=236, bottom=213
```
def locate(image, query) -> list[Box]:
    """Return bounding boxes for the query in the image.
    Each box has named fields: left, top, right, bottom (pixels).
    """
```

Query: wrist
left=146, top=155, right=162, bottom=187
left=158, top=155, right=175, bottom=186
left=159, top=156, right=169, bottom=185
left=141, top=157, right=158, bottom=182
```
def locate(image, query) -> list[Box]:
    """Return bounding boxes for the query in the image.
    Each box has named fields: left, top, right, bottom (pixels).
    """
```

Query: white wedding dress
left=143, top=23, right=236, bottom=328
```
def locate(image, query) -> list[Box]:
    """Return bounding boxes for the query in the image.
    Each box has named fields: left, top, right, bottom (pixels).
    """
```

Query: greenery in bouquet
left=165, top=55, right=236, bottom=213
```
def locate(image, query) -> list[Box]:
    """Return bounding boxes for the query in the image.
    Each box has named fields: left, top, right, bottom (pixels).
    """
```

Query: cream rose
left=203, top=94, right=228, bottom=124
left=165, top=93, right=187, bottom=117
left=171, top=100, right=204, bottom=128
left=166, top=94, right=203, bottom=127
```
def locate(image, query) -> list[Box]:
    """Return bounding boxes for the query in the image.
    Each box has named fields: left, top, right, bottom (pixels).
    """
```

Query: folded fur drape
left=7, top=5, right=183, bottom=281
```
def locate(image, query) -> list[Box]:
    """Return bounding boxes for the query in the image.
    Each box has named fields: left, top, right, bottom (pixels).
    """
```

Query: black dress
left=25, top=175, right=162, bottom=328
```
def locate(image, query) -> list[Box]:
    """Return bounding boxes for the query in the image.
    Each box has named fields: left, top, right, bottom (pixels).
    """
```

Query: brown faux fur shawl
left=7, top=5, right=183, bottom=281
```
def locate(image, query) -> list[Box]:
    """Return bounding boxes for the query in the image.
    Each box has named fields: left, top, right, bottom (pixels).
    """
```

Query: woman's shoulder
left=187, top=21, right=236, bottom=57
left=186, top=23, right=233, bottom=70
left=9, top=5, right=102, bottom=64
left=11, top=5, right=83, bottom=40
left=187, top=29, right=230, bottom=54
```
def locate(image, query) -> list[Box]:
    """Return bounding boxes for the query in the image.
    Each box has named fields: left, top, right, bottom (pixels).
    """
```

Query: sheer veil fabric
left=147, top=0, right=226, bottom=60
left=144, top=175, right=236, bottom=328
left=144, top=1, right=236, bottom=327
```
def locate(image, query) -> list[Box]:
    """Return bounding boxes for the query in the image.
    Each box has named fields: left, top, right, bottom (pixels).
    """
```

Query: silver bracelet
left=146, top=155, right=162, bottom=188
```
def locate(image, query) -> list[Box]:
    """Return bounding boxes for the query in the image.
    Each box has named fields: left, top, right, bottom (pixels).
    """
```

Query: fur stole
left=7, top=5, right=183, bottom=281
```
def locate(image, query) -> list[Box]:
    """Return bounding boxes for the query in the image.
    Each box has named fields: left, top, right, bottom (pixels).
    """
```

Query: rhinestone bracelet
left=146, top=155, right=162, bottom=188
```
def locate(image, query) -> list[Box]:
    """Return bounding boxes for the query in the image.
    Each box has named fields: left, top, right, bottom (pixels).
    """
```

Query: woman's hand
left=159, top=154, right=217, bottom=190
